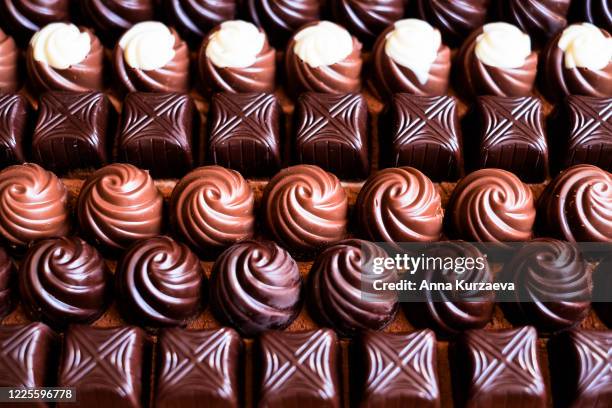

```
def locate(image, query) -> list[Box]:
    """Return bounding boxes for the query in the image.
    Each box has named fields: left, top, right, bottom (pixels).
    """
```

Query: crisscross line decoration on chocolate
left=0, top=325, right=43, bottom=387
left=568, top=97, right=612, bottom=149
left=482, top=97, right=546, bottom=149
left=395, top=95, right=458, bottom=148
left=572, top=331, right=611, bottom=396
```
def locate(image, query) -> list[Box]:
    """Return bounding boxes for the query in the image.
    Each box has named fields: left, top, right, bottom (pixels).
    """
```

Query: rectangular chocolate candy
left=0, top=93, right=28, bottom=168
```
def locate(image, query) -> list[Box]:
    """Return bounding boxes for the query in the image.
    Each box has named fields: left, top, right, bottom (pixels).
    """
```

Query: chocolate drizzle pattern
left=496, top=0, right=570, bottom=44
left=538, top=164, right=612, bottom=242
left=0, top=248, right=14, bottom=318
left=116, top=236, right=204, bottom=327
left=247, top=0, right=320, bottom=46
left=77, top=163, right=163, bottom=252
left=0, top=0, right=70, bottom=46
left=308, top=239, right=398, bottom=337
left=0, top=29, right=19, bottom=92
left=210, top=240, right=302, bottom=336
left=0, top=163, right=70, bottom=248
left=263, top=165, right=348, bottom=252
left=357, top=167, right=444, bottom=244
left=446, top=168, right=536, bottom=243
left=164, top=0, right=237, bottom=46
left=19, top=237, right=111, bottom=327
left=79, top=0, right=154, bottom=44
left=331, top=0, right=405, bottom=45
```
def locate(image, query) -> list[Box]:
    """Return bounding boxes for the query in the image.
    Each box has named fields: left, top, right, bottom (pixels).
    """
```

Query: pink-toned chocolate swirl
left=0, top=29, right=19, bottom=92
left=0, top=163, right=70, bottom=248
left=0, top=247, right=15, bottom=318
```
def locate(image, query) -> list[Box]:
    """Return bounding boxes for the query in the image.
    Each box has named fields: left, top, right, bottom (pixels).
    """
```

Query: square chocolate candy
left=256, top=329, right=340, bottom=408
left=117, top=92, right=196, bottom=178
left=0, top=93, right=29, bottom=168
left=58, top=325, right=148, bottom=408
left=155, top=328, right=242, bottom=408
left=385, top=94, right=462, bottom=181
left=294, top=93, right=369, bottom=179
left=208, top=93, right=281, bottom=177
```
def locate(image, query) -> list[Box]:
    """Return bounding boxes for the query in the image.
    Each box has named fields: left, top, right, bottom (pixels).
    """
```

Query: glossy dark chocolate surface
left=331, top=0, right=405, bottom=45
left=0, top=0, right=70, bottom=47
left=495, top=0, right=570, bottom=45
left=79, top=0, right=155, bottom=45
left=0, top=247, right=14, bottom=318
left=593, top=255, right=612, bottom=327
left=570, top=0, right=612, bottom=33
left=247, top=0, right=321, bottom=46
left=0, top=93, right=28, bottom=167
left=0, top=28, right=19, bottom=91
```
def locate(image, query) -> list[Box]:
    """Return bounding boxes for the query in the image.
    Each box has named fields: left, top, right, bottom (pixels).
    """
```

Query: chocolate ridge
left=247, top=0, right=320, bottom=46
left=0, top=29, right=19, bottom=92
left=164, top=0, right=237, bottom=47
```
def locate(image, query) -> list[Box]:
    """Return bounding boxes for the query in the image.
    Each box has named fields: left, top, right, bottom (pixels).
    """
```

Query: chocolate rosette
left=19, top=237, right=111, bottom=327
left=307, top=239, right=398, bottom=337
left=116, top=236, right=204, bottom=327
left=26, top=25, right=104, bottom=93
left=0, top=163, right=70, bottom=248
left=0, top=248, right=15, bottom=318
left=210, top=240, right=302, bottom=336
left=498, top=238, right=591, bottom=333
left=263, top=165, right=348, bottom=253
left=496, top=0, right=570, bottom=45
left=170, top=166, right=255, bottom=252
left=357, top=167, right=443, bottom=244
left=79, top=0, right=155, bottom=45
left=446, top=168, right=536, bottom=243
left=164, top=0, right=236, bottom=46
left=538, top=165, right=612, bottom=242
left=77, top=163, right=163, bottom=252
left=0, top=29, right=19, bottom=92
left=0, top=0, right=70, bottom=47
left=247, top=0, right=320, bottom=46
left=330, top=0, right=405, bottom=45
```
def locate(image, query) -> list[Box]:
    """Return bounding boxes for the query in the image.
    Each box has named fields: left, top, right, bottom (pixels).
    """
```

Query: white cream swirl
left=385, top=19, right=442, bottom=85
left=558, top=23, right=612, bottom=70
left=119, top=21, right=176, bottom=71
left=475, top=22, right=531, bottom=69
left=206, top=20, right=265, bottom=69
left=293, top=21, right=353, bottom=68
left=31, top=23, right=91, bottom=70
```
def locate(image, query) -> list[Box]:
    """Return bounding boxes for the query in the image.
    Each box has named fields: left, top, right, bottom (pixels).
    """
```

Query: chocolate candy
left=0, top=248, right=15, bottom=318
left=330, top=0, right=405, bottom=45
left=0, top=323, right=58, bottom=389
left=163, top=0, right=237, bottom=47
left=0, top=93, right=29, bottom=167
left=26, top=23, right=104, bottom=93
left=308, top=239, right=398, bottom=337
left=446, top=168, right=536, bottom=243
left=256, top=329, right=340, bottom=407
left=156, top=327, right=242, bottom=407
left=116, top=236, right=205, bottom=327
left=355, top=330, right=440, bottom=407
left=0, top=29, right=19, bottom=92
left=540, top=23, right=612, bottom=101
left=77, top=163, right=164, bottom=252
left=198, top=20, right=276, bottom=94
left=247, top=0, right=320, bottom=46
left=294, top=92, right=369, bottom=179
left=208, top=93, right=281, bottom=177
left=499, top=239, right=591, bottom=333
left=571, top=0, right=611, bottom=33
left=454, top=327, right=546, bottom=407
left=593, top=255, right=612, bottom=326
left=285, top=21, right=363, bottom=97
left=405, top=241, right=495, bottom=336
left=113, top=21, right=190, bottom=93
left=469, top=96, right=548, bottom=182
left=0, top=0, right=70, bottom=47
left=414, top=0, right=490, bottom=46
left=58, top=325, right=147, bottom=408
left=538, top=164, right=612, bottom=242
left=494, top=0, right=570, bottom=45
left=263, top=165, right=348, bottom=253
left=32, top=91, right=110, bottom=173
left=455, top=22, right=537, bottom=98
left=0, top=163, right=70, bottom=248
left=384, top=94, right=461, bottom=181
left=210, top=240, right=302, bottom=336
left=117, top=92, right=195, bottom=178
left=170, top=166, right=255, bottom=253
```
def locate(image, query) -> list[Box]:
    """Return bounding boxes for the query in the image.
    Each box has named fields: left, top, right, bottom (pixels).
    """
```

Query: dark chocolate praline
left=0, top=0, right=70, bottom=47
left=0, top=247, right=15, bottom=318
left=330, top=0, right=405, bottom=46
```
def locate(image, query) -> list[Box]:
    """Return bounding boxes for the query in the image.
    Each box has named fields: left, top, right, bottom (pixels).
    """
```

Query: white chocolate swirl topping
left=293, top=21, right=353, bottom=68
left=31, top=23, right=91, bottom=70
left=475, top=22, right=531, bottom=69
left=119, top=21, right=176, bottom=71
left=206, top=20, right=265, bottom=69
left=558, top=23, right=612, bottom=70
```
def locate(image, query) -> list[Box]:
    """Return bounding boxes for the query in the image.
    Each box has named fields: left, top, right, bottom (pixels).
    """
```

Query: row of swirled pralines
left=0, top=15, right=610, bottom=101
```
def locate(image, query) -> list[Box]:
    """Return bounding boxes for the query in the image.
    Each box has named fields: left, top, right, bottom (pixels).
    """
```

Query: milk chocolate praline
left=0, top=0, right=70, bottom=47
left=79, top=0, right=155, bottom=45
left=0, top=29, right=20, bottom=92
left=247, top=0, right=320, bottom=47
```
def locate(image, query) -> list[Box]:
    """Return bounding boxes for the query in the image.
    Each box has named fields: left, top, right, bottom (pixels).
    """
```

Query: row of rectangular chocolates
left=1, top=323, right=609, bottom=408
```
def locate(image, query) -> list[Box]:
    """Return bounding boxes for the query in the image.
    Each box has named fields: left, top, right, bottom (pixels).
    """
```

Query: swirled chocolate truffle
left=77, top=163, right=164, bottom=252
left=79, top=0, right=155, bottom=45
left=247, top=0, right=320, bottom=46
left=170, top=166, right=255, bottom=253
left=0, top=247, right=15, bottom=318
left=163, top=0, right=236, bottom=47
left=116, top=236, right=205, bottom=327
left=495, top=0, right=570, bottom=45
left=19, top=237, right=111, bottom=327
left=26, top=23, right=104, bottom=93
left=113, top=21, right=190, bottom=93
left=198, top=20, right=275, bottom=94
left=285, top=21, right=363, bottom=97
left=455, top=22, right=537, bottom=97
left=263, top=165, right=348, bottom=253
left=357, top=167, right=443, bottom=244
left=371, top=19, right=450, bottom=98
left=538, top=164, right=612, bottom=242
left=0, top=0, right=70, bottom=47
left=308, top=239, right=398, bottom=337
left=539, top=23, right=612, bottom=101
left=210, top=240, right=302, bottom=336
left=446, top=168, right=536, bottom=243
left=499, top=238, right=591, bottom=333
left=414, top=0, right=490, bottom=46
left=330, top=0, right=405, bottom=46
left=404, top=241, right=494, bottom=336
left=0, top=163, right=70, bottom=248
left=0, top=29, right=19, bottom=92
